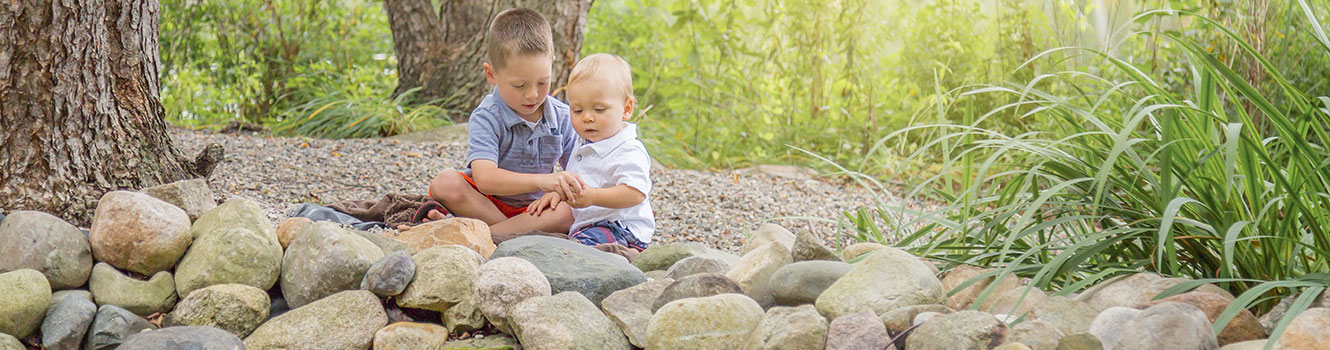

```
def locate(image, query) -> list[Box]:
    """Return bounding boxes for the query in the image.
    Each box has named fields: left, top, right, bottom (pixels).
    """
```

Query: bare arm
left=569, top=185, right=646, bottom=209
left=470, top=160, right=584, bottom=198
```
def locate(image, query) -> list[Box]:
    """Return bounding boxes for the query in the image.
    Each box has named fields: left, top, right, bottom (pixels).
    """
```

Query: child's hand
left=527, top=192, right=563, bottom=216
left=566, top=188, right=595, bottom=208
left=541, top=171, right=586, bottom=201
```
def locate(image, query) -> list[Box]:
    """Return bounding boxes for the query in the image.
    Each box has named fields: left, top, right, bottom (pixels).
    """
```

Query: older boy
left=527, top=54, right=655, bottom=251
left=418, top=8, right=584, bottom=242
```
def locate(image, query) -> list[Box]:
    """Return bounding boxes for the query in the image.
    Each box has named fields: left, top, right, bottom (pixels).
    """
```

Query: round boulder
left=244, top=290, right=388, bottom=350
left=141, top=179, right=218, bottom=222
left=741, top=223, right=796, bottom=256
left=744, top=305, right=828, bottom=350
left=373, top=322, right=451, bottom=350
left=397, top=245, right=480, bottom=312
left=646, top=293, right=765, bottom=349
left=173, top=227, right=283, bottom=298
left=770, top=260, right=853, bottom=306
left=652, top=273, right=744, bottom=312
left=0, top=211, right=93, bottom=290
left=726, top=242, right=793, bottom=307
left=40, top=295, right=97, bottom=350
left=360, top=250, right=416, bottom=297
left=633, top=242, right=709, bottom=272
left=280, top=221, right=384, bottom=308
left=0, top=269, right=53, bottom=339
left=274, top=217, right=312, bottom=249
left=906, top=310, right=1009, bottom=350
left=118, top=326, right=243, bottom=350
left=601, top=278, right=674, bottom=348
left=84, top=305, right=157, bottom=350
left=663, top=255, right=731, bottom=280
left=509, top=292, right=631, bottom=350
left=1114, top=302, right=1218, bottom=350
left=815, top=246, right=944, bottom=320
left=473, top=257, right=551, bottom=335
left=490, top=236, right=646, bottom=307
left=826, top=311, right=891, bottom=350
left=89, top=191, right=192, bottom=275
left=164, top=284, right=269, bottom=338
left=1274, top=307, right=1330, bottom=349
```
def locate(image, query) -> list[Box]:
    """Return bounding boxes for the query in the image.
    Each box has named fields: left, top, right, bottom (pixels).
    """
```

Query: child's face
left=567, top=75, right=633, bottom=142
left=485, top=54, right=553, bottom=121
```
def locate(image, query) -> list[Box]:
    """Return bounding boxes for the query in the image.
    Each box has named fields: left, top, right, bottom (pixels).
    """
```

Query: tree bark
left=0, top=0, right=222, bottom=224
left=384, top=0, right=594, bottom=117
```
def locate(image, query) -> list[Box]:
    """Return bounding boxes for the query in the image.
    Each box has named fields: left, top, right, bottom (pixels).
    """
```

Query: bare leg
left=428, top=169, right=506, bottom=224
left=491, top=202, right=574, bottom=243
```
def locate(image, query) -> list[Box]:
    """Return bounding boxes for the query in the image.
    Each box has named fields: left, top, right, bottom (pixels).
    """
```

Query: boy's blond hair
left=487, top=8, right=554, bottom=69
left=568, top=54, right=634, bottom=101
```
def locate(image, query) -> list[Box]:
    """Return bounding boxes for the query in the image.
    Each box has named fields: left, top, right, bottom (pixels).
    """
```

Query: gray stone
left=509, top=292, right=631, bottom=350
left=373, top=322, right=450, bottom=350
left=88, top=191, right=192, bottom=276
left=652, top=273, right=744, bottom=312
left=47, top=290, right=92, bottom=316
left=741, top=223, right=796, bottom=256
left=142, top=179, right=218, bottom=222
left=744, top=305, right=828, bottom=350
left=474, top=257, right=552, bottom=335
left=118, top=326, right=243, bottom=350
left=40, top=295, right=97, bottom=350
left=0, top=211, right=93, bottom=290
left=645, top=270, right=668, bottom=281
left=1076, top=273, right=1233, bottom=311
left=397, top=246, right=480, bottom=312
left=0, top=269, right=51, bottom=339
left=982, top=287, right=1048, bottom=319
left=906, top=310, right=1009, bottom=350
left=243, top=290, right=388, bottom=350
left=1135, top=291, right=1265, bottom=346
left=163, top=284, right=269, bottom=338
left=942, top=265, right=1022, bottom=310
left=826, top=311, right=891, bottom=350
left=601, top=278, right=673, bottom=348
left=85, top=305, right=158, bottom=350
left=914, top=311, right=945, bottom=325
left=279, top=221, right=384, bottom=308
left=0, top=334, right=19, bottom=350
left=1273, top=307, right=1330, bottom=349
left=173, top=226, right=283, bottom=298
left=1056, top=333, right=1104, bottom=350
left=1009, top=320, right=1064, bottom=350
left=632, top=242, right=709, bottom=272
left=1114, top=302, right=1218, bottom=350
left=351, top=229, right=414, bottom=255
left=726, top=242, right=792, bottom=307
left=1033, top=296, right=1099, bottom=335
left=881, top=304, right=954, bottom=335
left=88, top=263, right=177, bottom=316
left=790, top=230, right=838, bottom=262
left=841, top=242, right=887, bottom=262
left=360, top=250, right=416, bottom=297
left=770, top=260, right=852, bottom=306
left=491, top=236, right=646, bottom=307
left=444, top=298, right=487, bottom=334
left=187, top=198, right=275, bottom=245
left=1088, top=306, right=1141, bottom=350
left=663, top=255, right=731, bottom=280
left=647, top=293, right=765, bottom=349
left=815, top=246, right=944, bottom=320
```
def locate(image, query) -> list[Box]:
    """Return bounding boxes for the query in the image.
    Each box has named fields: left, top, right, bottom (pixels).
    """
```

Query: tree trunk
left=0, top=0, right=222, bottom=225
left=384, top=0, right=594, bottom=117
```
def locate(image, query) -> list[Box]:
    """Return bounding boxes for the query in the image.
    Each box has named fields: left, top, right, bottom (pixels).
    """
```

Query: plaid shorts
left=569, top=220, right=649, bottom=252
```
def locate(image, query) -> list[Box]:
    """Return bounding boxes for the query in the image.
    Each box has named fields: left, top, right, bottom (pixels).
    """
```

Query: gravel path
left=171, top=128, right=908, bottom=253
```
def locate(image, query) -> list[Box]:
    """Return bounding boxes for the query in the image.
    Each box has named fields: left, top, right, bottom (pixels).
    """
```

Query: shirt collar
left=578, top=123, right=638, bottom=155
left=491, top=87, right=552, bottom=129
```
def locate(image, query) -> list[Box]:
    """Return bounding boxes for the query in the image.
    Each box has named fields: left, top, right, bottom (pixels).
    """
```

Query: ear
left=622, top=97, right=636, bottom=121
left=484, top=63, right=497, bottom=85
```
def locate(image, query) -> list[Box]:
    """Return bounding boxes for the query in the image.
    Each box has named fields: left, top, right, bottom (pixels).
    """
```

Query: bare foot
left=396, top=209, right=449, bottom=231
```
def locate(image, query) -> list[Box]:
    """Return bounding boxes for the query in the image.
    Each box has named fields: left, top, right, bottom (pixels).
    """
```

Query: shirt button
left=576, top=155, right=583, bottom=161
left=528, top=140, right=533, bottom=145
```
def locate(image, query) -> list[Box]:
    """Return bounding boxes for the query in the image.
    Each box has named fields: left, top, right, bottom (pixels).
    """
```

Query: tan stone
left=941, top=265, right=1022, bottom=310
left=840, top=242, right=886, bottom=262
left=275, top=217, right=312, bottom=249
left=372, top=322, right=450, bottom=350
left=1135, top=291, right=1264, bottom=346
left=89, top=191, right=192, bottom=275
left=388, top=218, right=496, bottom=258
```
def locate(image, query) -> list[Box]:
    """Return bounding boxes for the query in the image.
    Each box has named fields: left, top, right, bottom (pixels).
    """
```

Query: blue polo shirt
left=464, top=88, right=578, bottom=206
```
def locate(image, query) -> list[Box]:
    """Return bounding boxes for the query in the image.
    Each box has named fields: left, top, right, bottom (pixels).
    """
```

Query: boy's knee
left=429, top=169, right=468, bottom=203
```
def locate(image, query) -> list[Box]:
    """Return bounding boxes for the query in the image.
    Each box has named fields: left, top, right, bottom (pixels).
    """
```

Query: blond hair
left=487, top=8, right=554, bottom=69
left=568, top=53, right=634, bottom=101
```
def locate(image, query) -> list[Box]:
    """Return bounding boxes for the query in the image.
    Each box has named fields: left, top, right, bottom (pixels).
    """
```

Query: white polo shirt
left=566, top=123, right=655, bottom=243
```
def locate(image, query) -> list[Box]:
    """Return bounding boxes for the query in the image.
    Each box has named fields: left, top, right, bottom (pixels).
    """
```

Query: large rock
left=509, top=292, right=631, bottom=350
left=46, top=290, right=92, bottom=316
left=141, top=179, right=218, bottom=222
left=388, top=217, right=496, bottom=258
left=361, top=250, right=416, bottom=297
left=443, top=298, right=487, bottom=334
left=118, top=326, right=244, bottom=350
left=906, top=310, right=1009, bottom=350
left=244, top=290, right=388, bottom=350
left=982, top=287, right=1048, bottom=319
left=397, top=245, right=479, bottom=312
left=663, top=255, right=731, bottom=280
left=164, top=284, right=269, bottom=338
left=274, top=217, right=311, bottom=249
left=0, top=334, right=19, bottom=350
left=633, top=242, right=708, bottom=272
left=352, top=229, right=414, bottom=255
left=373, top=322, right=451, bottom=350
left=88, top=263, right=177, bottom=316
left=1008, top=320, right=1065, bottom=350
left=770, top=260, right=852, bottom=306
left=1114, top=302, right=1218, bottom=350
left=187, top=198, right=275, bottom=244
left=174, top=227, right=283, bottom=298
left=490, top=236, right=646, bottom=307
left=0, top=269, right=51, bottom=339
left=741, top=223, right=796, bottom=256
left=280, top=221, right=384, bottom=308
left=744, top=305, right=828, bottom=350
left=652, top=273, right=744, bottom=312
left=826, top=311, right=891, bottom=350
left=1076, top=273, right=1232, bottom=311
left=1056, top=333, right=1104, bottom=350
left=646, top=293, right=765, bottom=349
left=881, top=304, right=954, bottom=335
left=790, top=230, right=838, bottom=262
left=600, top=278, right=673, bottom=348
left=474, top=257, right=551, bottom=334
left=1274, top=307, right=1330, bottom=350
left=815, top=246, right=944, bottom=320
left=1088, top=306, right=1141, bottom=350
left=89, top=191, right=192, bottom=275
left=841, top=242, right=886, bottom=262
left=1135, top=291, right=1264, bottom=346
left=0, top=211, right=93, bottom=290
left=85, top=305, right=158, bottom=350
left=40, top=293, right=97, bottom=350
left=942, top=265, right=1022, bottom=310
left=726, top=242, right=792, bottom=307
left=1032, top=296, right=1099, bottom=335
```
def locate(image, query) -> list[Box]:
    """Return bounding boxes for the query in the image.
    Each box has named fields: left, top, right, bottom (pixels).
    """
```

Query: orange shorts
left=456, top=172, right=528, bottom=218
